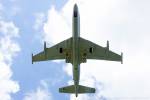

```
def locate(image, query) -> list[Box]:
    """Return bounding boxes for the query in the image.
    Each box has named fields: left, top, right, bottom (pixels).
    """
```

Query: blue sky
left=13, top=0, right=72, bottom=99
left=0, top=0, right=70, bottom=100
left=1, top=0, right=150, bottom=100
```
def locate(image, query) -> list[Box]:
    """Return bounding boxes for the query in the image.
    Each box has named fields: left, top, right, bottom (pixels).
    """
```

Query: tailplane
left=59, top=85, right=95, bottom=94
left=59, top=85, right=75, bottom=93
left=78, top=85, right=95, bottom=93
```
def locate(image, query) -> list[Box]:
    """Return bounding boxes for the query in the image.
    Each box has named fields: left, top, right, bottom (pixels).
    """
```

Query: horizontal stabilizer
left=59, top=85, right=75, bottom=93
left=59, top=85, right=95, bottom=93
left=78, top=85, right=95, bottom=93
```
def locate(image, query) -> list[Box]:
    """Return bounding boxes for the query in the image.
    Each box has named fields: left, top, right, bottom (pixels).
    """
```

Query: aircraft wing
left=79, top=37, right=123, bottom=63
left=32, top=37, right=72, bottom=63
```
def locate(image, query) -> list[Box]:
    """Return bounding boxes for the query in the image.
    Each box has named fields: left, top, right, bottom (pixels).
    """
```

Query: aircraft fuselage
left=72, top=4, right=80, bottom=97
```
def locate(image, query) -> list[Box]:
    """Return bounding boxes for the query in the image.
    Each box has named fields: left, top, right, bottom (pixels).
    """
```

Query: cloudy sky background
left=0, top=0, right=150, bottom=100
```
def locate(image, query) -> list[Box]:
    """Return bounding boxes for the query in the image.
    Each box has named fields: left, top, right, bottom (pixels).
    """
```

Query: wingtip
left=32, top=53, right=33, bottom=64
left=44, top=41, right=46, bottom=51
left=121, top=52, right=123, bottom=64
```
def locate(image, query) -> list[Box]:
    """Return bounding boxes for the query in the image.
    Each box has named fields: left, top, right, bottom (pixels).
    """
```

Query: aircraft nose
left=73, top=4, right=78, bottom=17
left=74, top=4, right=78, bottom=10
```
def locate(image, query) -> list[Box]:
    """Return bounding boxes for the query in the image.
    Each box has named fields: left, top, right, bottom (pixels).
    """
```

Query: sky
left=0, top=0, right=150, bottom=100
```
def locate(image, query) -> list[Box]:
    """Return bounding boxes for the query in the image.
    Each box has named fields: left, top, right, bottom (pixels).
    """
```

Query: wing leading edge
left=79, top=37, right=123, bottom=64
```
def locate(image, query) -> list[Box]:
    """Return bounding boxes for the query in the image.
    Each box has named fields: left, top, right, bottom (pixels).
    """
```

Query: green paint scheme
left=32, top=4, right=123, bottom=97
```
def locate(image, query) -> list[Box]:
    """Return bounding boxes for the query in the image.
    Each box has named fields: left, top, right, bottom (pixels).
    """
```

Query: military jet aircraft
left=32, top=4, right=123, bottom=97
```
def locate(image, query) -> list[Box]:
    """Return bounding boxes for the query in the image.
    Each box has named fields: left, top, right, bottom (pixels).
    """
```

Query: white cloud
left=0, top=20, right=20, bottom=100
left=23, top=80, right=52, bottom=100
left=0, top=21, right=20, bottom=63
left=43, top=6, right=71, bottom=44
left=0, top=21, right=19, bottom=38
left=34, top=13, right=46, bottom=31
left=38, top=0, right=150, bottom=99
left=0, top=1, right=21, bottom=18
